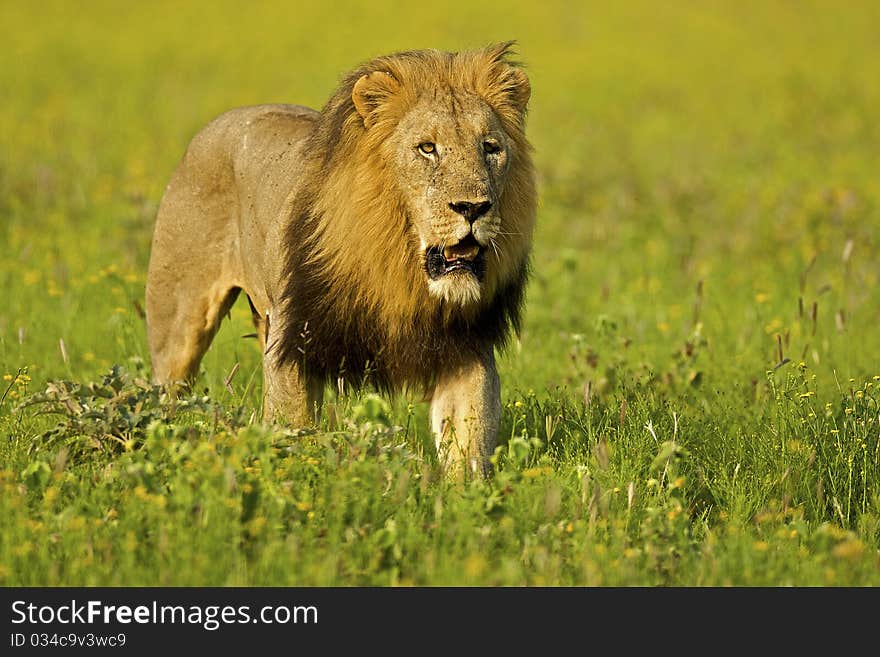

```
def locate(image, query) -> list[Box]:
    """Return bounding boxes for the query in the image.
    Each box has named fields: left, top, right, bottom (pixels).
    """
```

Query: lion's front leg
left=430, top=350, right=501, bottom=479
left=261, top=311, right=323, bottom=426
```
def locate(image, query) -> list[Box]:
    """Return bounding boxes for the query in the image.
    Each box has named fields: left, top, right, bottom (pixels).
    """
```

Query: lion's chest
left=290, top=304, right=459, bottom=392
left=276, top=248, right=523, bottom=393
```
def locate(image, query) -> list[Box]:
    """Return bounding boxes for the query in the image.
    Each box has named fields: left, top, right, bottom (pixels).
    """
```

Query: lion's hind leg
left=146, top=270, right=241, bottom=386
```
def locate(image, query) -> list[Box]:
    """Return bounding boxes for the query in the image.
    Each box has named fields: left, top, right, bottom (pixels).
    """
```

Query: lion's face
left=344, top=48, right=534, bottom=317
left=387, top=94, right=511, bottom=306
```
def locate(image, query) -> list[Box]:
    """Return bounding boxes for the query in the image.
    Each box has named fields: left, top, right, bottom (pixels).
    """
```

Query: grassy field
left=1, top=1, right=879, bottom=585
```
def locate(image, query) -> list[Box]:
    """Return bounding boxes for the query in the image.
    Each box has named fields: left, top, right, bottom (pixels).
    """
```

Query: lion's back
left=178, top=103, right=317, bottom=183
left=150, top=104, right=320, bottom=315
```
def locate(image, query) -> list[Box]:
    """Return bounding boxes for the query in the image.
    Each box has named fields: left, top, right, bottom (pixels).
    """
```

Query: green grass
left=1, top=0, right=879, bottom=586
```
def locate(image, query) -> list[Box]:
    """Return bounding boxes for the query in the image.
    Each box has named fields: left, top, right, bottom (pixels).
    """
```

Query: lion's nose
left=449, top=200, right=492, bottom=224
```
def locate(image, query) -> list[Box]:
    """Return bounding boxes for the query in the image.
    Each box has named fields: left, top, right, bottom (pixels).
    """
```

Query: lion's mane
left=277, top=43, right=537, bottom=392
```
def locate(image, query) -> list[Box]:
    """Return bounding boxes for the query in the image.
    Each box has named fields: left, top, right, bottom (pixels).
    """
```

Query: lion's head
left=281, top=43, right=536, bottom=389
left=352, top=44, right=535, bottom=310
left=350, top=51, right=532, bottom=306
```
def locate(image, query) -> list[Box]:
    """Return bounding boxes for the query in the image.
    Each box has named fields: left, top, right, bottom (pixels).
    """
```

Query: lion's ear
left=352, top=71, right=400, bottom=128
left=478, top=62, right=531, bottom=129
left=502, top=66, right=531, bottom=113
left=489, top=65, right=531, bottom=116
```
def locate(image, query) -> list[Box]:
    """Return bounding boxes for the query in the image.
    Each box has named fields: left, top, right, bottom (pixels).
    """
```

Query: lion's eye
left=418, top=142, right=436, bottom=155
left=483, top=140, right=502, bottom=155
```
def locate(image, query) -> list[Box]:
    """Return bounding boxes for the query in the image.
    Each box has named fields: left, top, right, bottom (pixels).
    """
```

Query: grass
left=1, top=0, right=879, bottom=586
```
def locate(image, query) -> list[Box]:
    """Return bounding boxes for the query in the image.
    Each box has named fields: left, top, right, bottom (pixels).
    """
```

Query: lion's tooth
left=444, top=244, right=480, bottom=261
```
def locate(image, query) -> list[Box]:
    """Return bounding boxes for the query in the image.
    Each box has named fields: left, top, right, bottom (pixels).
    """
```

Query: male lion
left=146, top=42, right=537, bottom=476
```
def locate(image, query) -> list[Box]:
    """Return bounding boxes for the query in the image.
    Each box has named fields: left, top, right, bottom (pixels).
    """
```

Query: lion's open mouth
left=425, top=234, right=485, bottom=281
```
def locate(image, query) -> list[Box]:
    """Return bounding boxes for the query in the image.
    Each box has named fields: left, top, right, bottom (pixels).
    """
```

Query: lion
left=145, top=42, right=537, bottom=477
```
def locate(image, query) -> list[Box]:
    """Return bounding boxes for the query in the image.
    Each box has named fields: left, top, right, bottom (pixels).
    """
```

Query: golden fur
left=146, top=43, right=536, bottom=476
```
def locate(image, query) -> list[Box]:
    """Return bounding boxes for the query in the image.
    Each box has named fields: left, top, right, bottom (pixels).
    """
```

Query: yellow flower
left=764, top=318, right=783, bottom=334
left=832, top=539, right=864, bottom=560
left=464, top=554, right=486, bottom=579
left=755, top=292, right=769, bottom=304
left=753, top=541, right=769, bottom=552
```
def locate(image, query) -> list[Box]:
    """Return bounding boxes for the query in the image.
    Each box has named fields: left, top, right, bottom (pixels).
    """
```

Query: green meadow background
left=1, top=1, right=878, bottom=585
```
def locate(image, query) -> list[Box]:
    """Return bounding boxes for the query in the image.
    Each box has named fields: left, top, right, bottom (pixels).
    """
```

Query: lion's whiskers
left=488, top=237, right=502, bottom=260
